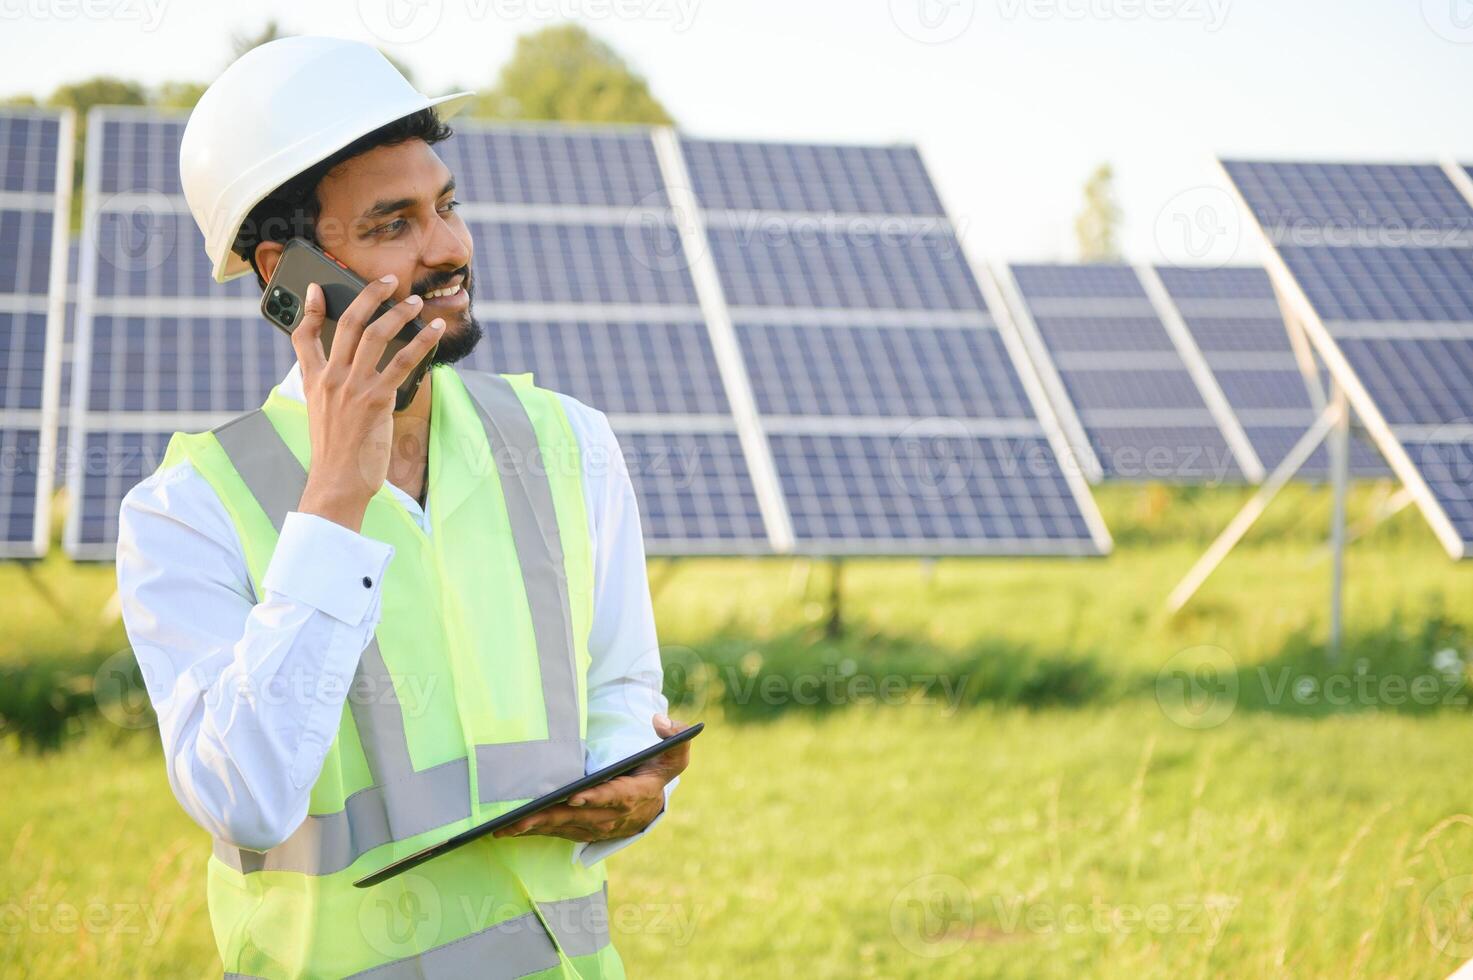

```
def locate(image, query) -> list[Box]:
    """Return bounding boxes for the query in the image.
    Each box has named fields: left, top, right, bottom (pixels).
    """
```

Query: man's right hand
left=290, top=275, right=445, bottom=532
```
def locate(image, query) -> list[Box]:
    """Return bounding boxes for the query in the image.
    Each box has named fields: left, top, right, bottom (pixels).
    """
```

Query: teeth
left=424, top=283, right=460, bottom=299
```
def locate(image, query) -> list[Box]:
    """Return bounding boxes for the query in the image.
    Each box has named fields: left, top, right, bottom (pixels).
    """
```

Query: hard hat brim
left=212, top=89, right=477, bottom=284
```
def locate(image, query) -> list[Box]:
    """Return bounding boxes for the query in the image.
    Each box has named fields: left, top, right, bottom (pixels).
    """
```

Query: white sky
left=4, top=0, right=1472, bottom=265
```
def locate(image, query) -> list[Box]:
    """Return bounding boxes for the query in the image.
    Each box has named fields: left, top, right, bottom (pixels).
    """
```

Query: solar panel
left=1004, top=263, right=1256, bottom=484
left=0, top=107, right=71, bottom=557
left=1155, top=265, right=1385, bottom=477
left=679, top=136, right=1107, bottom=554
left=1222, top=158, right=1473, bottom=558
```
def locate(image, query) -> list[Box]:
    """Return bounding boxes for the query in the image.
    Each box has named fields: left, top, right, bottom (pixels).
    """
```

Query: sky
left=3, top=0, right=1472, bottom=266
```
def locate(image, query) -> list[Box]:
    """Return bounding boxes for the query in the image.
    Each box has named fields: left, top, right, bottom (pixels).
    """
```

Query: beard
left=430, top=313, right=482, bottom=366
left=411, top=265, right=482, bottom=366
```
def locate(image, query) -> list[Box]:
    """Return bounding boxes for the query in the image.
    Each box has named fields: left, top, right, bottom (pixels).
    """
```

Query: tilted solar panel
left=1221, top=158, right=1473, bottom=558
left=679, top=136, right=1108, bottom=554
left=0, top=107, right=71, bottom=557
left=1005, top=263, right=1253, bottom=484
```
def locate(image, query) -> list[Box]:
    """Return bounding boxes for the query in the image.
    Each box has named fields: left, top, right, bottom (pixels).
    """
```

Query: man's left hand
left=491, top=714, right=692, bottom=843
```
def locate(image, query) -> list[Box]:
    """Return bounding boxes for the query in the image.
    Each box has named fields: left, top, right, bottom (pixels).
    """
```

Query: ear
left=254, top=240, right=285, bottom=284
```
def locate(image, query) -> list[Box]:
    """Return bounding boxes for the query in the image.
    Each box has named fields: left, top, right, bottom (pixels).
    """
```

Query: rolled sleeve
left=261, top=511, right=395, bottom=626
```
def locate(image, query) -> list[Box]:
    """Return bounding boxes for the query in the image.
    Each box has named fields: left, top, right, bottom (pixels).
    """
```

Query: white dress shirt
left=115, top=360, right=676, bottom=868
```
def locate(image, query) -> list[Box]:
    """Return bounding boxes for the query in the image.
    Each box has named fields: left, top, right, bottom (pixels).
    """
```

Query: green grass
left=2, top=482, right=1472, bottom=976
left=4, top=708, right=1470, bottom=978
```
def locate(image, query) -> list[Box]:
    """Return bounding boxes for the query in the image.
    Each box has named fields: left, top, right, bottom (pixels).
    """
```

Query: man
left=115, top=35, right=690, bottom=979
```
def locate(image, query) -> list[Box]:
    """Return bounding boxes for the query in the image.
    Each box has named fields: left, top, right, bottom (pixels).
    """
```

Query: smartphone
left=261, top=238, right=437, bottom=411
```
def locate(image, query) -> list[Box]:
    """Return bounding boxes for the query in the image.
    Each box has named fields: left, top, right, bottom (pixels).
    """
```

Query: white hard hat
left=180, top=35, right=474, bottom=283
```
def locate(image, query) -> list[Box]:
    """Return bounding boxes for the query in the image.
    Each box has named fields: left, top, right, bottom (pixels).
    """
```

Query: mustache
left=412, top=265, right=472, bottom=296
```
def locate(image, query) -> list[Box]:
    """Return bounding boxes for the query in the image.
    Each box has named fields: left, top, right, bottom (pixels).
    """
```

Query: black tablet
left=353, top=722, right=703, bottom=888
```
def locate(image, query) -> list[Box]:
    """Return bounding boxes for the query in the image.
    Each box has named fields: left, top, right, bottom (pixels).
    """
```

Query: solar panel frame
left=673, top=131, right=1109, bottom=555
left=0, top=106, right=72, bottom=558
left=1218, top=157, right=1473, bottom=559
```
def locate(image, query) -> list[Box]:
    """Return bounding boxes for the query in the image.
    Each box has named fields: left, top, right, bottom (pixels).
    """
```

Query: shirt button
left=362, top=576, right=373, bottom=588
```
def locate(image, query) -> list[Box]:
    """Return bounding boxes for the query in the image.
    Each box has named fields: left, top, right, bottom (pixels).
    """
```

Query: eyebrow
left=360, top=177, right=456, bottom=221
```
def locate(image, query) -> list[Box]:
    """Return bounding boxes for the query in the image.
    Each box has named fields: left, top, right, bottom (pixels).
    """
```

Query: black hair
left=231, top=107, right=454, bottom=288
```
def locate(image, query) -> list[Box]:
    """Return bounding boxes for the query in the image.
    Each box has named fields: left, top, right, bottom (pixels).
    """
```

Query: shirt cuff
left=261, top=511, right=395, bottom=626
left=571, top=775, right=679, bottom=868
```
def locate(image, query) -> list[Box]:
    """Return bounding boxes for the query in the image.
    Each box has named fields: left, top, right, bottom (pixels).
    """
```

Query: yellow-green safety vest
left=155, top=363, right=624, bottom=979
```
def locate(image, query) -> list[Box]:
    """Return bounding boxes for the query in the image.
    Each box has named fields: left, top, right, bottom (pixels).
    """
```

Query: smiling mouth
left=423, top=281, right=463, bottom=300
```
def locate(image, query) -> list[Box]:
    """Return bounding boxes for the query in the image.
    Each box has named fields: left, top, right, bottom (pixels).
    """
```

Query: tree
left=1075, top=162, right=1122, bottom=263
left=154, top=81, right=208, bottom=111
left=231, top=19, right=286, bottom=59
left=477, top=24, right=672, bottom=125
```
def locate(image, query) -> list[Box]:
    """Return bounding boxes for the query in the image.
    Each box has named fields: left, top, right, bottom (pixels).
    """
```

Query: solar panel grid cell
left=442, top=127, right=666, bottom=207
left=708, top=226, right=983, bottom=310
left=736, top=322, right=1032, bottom=419
left=464, top=319, right=729, bottom=416
left=0, top=113, right=60, bottom=194
left=1279, top=245, right=1473, bottom=323
left=1223, top=161, right=1473, bottom=235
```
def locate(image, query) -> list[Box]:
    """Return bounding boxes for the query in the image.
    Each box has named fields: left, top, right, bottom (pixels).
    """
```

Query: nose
left=420, top=208, right=471, bottom=276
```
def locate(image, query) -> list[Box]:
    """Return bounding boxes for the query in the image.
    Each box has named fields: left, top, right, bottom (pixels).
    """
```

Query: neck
left=388, top=368, right=434, bottom=506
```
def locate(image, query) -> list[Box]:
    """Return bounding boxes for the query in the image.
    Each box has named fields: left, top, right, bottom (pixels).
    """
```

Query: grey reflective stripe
left=347, top=885, right=611, bottom=980
left=475, top=738, right=587, bottom=803
left=457, top=370, right=585, bottom=802
left=211, top=758, right=471, bottom=876
left=350, top=637, right=414, bottom=791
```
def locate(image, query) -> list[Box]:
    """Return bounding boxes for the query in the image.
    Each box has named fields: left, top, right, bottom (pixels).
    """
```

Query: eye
left=371, top=217, right=407, bottom=237
left=439, top=198, right=461, bottom=213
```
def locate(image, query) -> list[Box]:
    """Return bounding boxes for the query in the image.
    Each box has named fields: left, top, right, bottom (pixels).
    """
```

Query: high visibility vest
left=155, top=364, right=624, bottom=979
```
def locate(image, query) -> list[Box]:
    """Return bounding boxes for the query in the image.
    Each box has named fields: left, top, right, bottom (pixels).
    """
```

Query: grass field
left=3, top=482, right=1472, bottom=977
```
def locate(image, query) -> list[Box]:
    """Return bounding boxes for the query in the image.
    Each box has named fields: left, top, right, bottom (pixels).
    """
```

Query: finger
left=292, top=282, right=328, bottom=377
left=330, top=274, right=398, bottom=370
left=653, top=713, right=690, bottom=737
left=379, top=316, right=445, bottom=390
left=568, top=774, right=658, bottom=810
left=350, top=293, right=425, bottom=382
